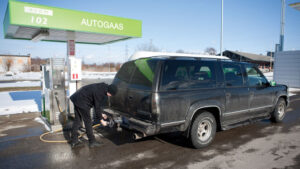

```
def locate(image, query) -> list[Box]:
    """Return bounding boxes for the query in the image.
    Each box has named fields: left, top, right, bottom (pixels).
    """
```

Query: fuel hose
left=39, top=124, right=101, bottom=143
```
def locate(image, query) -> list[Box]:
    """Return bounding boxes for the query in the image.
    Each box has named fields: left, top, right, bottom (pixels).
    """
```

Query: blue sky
left=0, top=0, right=300, bottom=64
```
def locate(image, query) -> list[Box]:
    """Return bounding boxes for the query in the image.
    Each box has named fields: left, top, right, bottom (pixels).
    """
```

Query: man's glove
left=100, top=119, right=108, bottom=126
left=101, top=118, right=115, bottom=128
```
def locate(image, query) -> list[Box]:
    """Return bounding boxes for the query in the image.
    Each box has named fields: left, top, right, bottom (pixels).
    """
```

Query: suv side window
left=161, top=60, right=191, bottom=90
left=115, top=61, right=135, bottom=83
left=129, top=59, right=158, bottom=90
left=245, top=64, right=268, bottom=87
left=189, top=61, right=216, bottom=88
left=222, top=63, right=244, bottom=87
left=160, top=60, right=216, bottom=90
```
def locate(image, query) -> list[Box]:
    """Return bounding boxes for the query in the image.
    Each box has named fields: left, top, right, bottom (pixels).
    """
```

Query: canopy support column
left=66, top=32, right=77, bottom=114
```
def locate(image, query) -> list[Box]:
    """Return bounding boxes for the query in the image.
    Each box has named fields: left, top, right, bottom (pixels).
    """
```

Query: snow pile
left=263, top=72, right=273, bottom=81
left=0, top=72, right=41, bottom=81
left=0, top=81, right=40, bottom=88
left=0, top=91, right=41, bottom=116
left=289, top=88, right=300, bottom=97
left=262, top=72, right=300, bottom=96
left=34, top=117, right=50, bottom=131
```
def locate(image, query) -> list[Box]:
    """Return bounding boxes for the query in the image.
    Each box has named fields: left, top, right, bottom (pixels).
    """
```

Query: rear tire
left=190, top=111, right=216, bottom=149
left=271, top=98, right=286, bottom=123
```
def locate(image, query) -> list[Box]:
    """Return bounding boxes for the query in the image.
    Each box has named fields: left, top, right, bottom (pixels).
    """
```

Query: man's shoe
left=89, top=141, right=103, bottom=148
left=70, top=141, right=83, bottom=149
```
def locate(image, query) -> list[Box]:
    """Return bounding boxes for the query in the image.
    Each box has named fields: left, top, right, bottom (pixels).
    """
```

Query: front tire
left=271, top=98, right=286, bottom=123
left=190, top=111, right=216, bottom=149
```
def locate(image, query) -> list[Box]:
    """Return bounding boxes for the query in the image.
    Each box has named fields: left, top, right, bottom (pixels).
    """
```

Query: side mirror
left=269, top=80, right=276, bottom=86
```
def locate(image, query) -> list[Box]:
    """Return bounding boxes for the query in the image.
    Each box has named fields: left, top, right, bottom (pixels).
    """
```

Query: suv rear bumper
left=104, top=108, right=157, bottom=136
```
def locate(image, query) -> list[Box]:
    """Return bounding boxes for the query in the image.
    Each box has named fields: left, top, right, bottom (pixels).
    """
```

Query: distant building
left=222, top=50, right=273, bottom=69
left=0, top=54, right=31, bottom=73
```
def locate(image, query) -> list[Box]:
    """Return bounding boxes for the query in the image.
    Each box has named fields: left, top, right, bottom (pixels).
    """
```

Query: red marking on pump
left=76, top=74, right=78, bottom=79
left=72, top=74, right=75, bottom=79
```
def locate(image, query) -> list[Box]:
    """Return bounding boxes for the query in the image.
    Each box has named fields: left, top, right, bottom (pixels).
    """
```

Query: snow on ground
left=289, top=88, right=300, bottom=92
left=0, top=81, right=40, bottom=88
left=82, top=71, right=116, bottom=79
left=0, top=72, right=41, bottom=81
left=262, top=72, right=300, bottom=96
left=289, top=88, right=300, bottom=97
left=0, top=91, right=41, bottom=116
left=0, top=71, right=116, bottom=81
left=0, top=71, right=115, bottom=89
left=34, top=117, right=50, bottom=131
left=263, top=72, right=273, bottom=81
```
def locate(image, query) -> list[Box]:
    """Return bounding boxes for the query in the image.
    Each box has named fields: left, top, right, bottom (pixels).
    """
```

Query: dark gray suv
left=106, top=54, right=289, bottom=148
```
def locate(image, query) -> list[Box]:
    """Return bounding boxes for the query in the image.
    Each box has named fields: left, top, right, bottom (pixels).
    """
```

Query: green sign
left=6, top=0, right=142, bottom=37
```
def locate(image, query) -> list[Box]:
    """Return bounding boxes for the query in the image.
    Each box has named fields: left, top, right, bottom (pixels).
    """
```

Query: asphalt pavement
left=0, top=93, right=300, bottom=169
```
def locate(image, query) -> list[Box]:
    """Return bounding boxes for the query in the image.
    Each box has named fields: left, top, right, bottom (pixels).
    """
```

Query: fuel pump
left=41, top=58, right=67, bottom=130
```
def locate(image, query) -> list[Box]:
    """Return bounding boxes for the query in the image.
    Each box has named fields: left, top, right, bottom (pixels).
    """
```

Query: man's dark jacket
left=70, top=83, right=108, bottom=114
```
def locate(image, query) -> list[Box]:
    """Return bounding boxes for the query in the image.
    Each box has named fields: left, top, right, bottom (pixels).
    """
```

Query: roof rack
left=129, top=51, right=230, bottom=61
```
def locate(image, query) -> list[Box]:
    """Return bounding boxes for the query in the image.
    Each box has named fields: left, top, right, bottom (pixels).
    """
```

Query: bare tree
left=205, top=47, right=217, bottom=55
left=115, top=63, right=122, bottom=71
left=23, top=64, right=31, bottom=72
left=4, top=58, right=13, bottom=72
left=136, top=40, right=160, bottom=52
left=82, top=62, right=123, bottom=72
left=31, top=57, right=47, bottom=72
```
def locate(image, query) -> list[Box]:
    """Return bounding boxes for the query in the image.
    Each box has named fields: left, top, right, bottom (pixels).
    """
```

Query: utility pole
left=279, top=0, right=285, bottom=51
left=220, top=0, right=224, bottom=56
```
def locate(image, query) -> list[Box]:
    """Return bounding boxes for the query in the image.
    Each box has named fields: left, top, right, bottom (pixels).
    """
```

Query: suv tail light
left=151, top=93, right=159, bottom=121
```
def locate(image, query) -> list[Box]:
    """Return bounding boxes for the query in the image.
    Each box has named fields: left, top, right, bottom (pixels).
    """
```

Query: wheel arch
left=184, top=105, right=222, bottom=137
left=279, top=95, right=288, bottom=105
left=275, top=94, right=289, bottom=108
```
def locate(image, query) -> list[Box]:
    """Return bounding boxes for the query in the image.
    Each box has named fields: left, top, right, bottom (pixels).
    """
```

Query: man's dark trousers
left=71, top=105, right=95, bottom=143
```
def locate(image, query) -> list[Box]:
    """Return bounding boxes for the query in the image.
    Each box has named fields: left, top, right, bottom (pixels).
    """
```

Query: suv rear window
left=130, top=59, right=158, bottom=89
left=115, top=59, right=158, bottom=90
left=115, top=61, right=135, bottom=83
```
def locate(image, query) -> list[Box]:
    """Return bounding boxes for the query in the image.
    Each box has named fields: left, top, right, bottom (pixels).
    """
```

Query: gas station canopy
left=289, top=2, right=300, bottom=11
left=4, top=0, right=142, bottom=44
